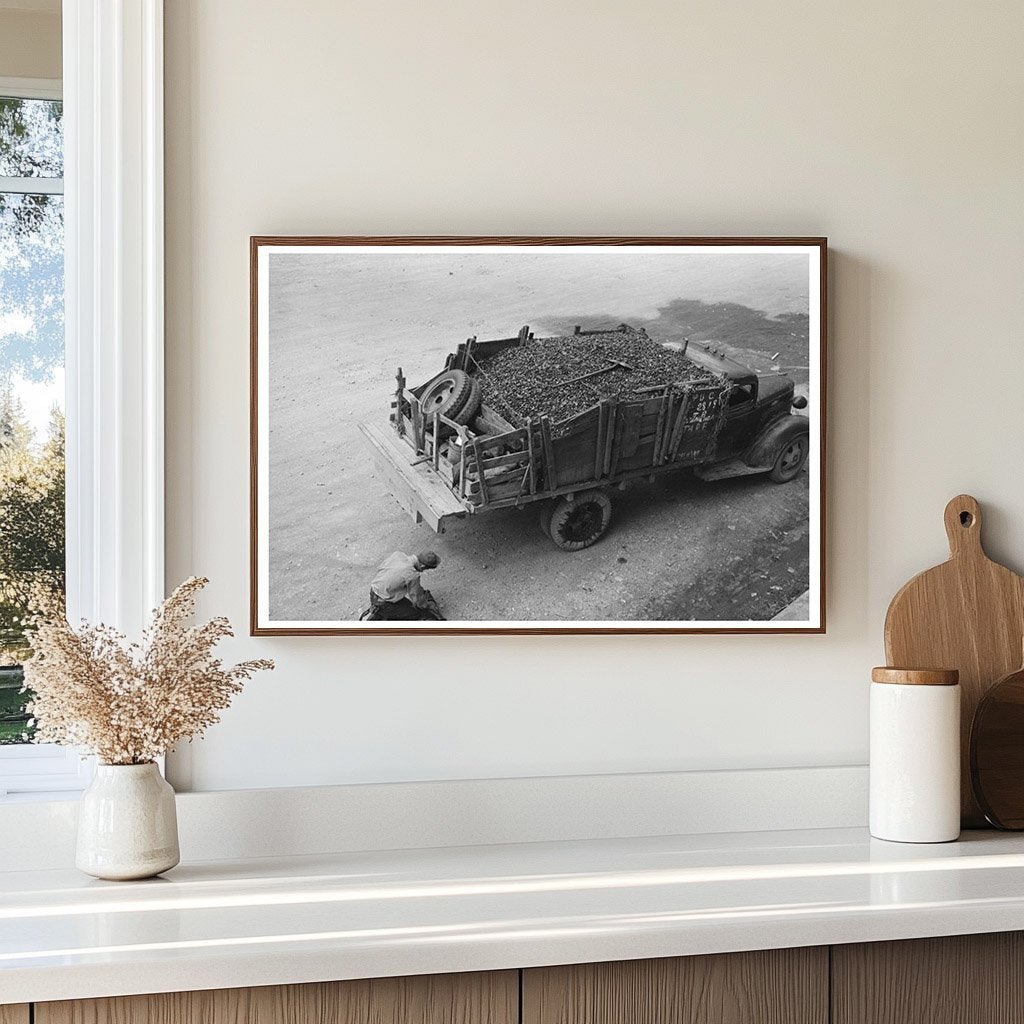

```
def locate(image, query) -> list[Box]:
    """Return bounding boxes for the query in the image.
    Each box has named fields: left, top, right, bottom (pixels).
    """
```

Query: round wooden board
left=971, top=662, right=1024, bottom=829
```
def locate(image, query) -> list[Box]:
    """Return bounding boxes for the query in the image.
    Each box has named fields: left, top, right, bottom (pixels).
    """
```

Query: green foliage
left=0, top=665, right=29, bottom=743
left=0, top=394, right=65, bottom=742
left=0, top=97, right=62, bottom=178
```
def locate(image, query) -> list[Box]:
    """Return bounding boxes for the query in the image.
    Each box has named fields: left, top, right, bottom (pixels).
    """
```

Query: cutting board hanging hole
left=944, top=494, right=983, bottom=556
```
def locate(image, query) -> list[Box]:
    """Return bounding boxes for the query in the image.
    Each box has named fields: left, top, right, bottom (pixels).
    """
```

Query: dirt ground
left=266, top=252, right=811, bottom=623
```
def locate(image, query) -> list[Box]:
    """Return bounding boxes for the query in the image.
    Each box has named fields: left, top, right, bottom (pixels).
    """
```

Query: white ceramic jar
left=870, top=667, right=961, bottom=843
left=76, top=762, right=180, bottom=880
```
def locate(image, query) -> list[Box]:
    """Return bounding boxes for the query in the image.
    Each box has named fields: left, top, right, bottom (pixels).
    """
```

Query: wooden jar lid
left=871, top=667, right=960, bottom=686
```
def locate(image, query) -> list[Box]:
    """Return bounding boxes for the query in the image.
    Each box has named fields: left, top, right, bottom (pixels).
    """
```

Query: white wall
left=164, top=0, right=1024, bottom=792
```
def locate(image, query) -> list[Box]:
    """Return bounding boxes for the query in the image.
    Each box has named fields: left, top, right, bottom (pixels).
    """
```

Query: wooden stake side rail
left=652, top=389, right=671, bottom=466
left=389, top=411, right=715, bottom=513
left=539, top=417, right=557, bottom=492
left=526, top=418, right=538, bottom=495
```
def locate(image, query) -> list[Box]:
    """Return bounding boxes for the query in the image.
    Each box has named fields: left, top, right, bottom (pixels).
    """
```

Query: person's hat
left=417, top=551, right=440, bottom=568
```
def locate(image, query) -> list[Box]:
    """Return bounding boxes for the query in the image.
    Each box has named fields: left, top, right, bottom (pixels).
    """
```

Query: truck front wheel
left=769, top=432, right=809, bottom=483
left=545, top=491, right=612, bottom=551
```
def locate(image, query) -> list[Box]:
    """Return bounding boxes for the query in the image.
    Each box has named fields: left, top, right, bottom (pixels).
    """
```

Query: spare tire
left=419, top=369, right=474, bottom=423
left=451, top=377, right=482, bottom=426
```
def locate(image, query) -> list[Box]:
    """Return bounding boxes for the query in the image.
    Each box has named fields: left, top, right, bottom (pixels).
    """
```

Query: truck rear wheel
left=769, top=432, right=809, bottom=482
left=545, top=491, right=612, bottom=551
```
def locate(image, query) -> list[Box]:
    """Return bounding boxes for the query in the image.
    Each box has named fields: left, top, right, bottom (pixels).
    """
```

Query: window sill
left=0, top=745, right=94, bottom=799
left=0, top=789, right=85, bottom=804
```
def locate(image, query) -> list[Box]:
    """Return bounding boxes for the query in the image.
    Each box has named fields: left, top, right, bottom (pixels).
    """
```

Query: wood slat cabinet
left=831, top=932, right=1024, bottom=1024
left=14, top=933, right=1024, bottom=1024
left=34, top=971, right=517, bottom=1024
left=522, top=948, right=828, bottom=1024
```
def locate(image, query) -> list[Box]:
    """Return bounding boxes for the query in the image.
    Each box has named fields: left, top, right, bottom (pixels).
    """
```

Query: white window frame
left=0, top=0, right=165, bottom=797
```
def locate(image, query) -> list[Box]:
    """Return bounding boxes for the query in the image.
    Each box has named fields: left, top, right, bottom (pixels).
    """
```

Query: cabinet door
left=832, top=932, right=1024, bottom=1024
left=36, top=971, right=517, bottom=1024
left=523, top=948, right=828, bottom=1024
left=0, top=1007, right=30, bottom=1024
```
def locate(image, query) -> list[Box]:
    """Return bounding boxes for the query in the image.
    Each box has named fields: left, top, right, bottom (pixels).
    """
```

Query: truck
left=359, top=324, right=809, bottom=551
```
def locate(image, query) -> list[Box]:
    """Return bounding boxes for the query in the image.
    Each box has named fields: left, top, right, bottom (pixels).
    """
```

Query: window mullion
left=0, top=175, right=64, bottom=195
left=64, top=0, right=165, bottom=635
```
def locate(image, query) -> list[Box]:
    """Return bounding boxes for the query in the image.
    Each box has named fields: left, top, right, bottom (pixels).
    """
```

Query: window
left=0, top=87, right=64, bottom=738
left=0, top=80, right=81, bottom=795
left=728, top=382, right=756, bottom=407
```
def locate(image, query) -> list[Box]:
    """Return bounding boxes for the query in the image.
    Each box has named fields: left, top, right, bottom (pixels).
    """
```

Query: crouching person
left=367, top=550, right=444, bottom=620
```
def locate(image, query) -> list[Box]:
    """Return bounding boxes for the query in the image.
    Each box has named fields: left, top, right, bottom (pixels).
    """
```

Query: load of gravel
left=476, top=325, right=723, bottom=424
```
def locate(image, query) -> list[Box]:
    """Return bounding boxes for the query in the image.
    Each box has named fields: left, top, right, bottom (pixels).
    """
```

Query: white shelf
left=5, top=826, right=1024, bottom=1004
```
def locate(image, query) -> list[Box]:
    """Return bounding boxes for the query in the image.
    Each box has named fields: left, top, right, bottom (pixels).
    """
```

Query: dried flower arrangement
left=23, top=577, right=273, bottom=765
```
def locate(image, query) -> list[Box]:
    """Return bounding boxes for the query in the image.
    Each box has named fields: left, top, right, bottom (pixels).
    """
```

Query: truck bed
left=358, top=420, right=468, bottom=533
left=365, top=325, right=735, bottom=530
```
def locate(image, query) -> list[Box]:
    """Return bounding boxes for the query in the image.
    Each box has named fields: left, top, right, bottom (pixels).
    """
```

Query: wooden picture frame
left=251, top=236, right=826, bottom=635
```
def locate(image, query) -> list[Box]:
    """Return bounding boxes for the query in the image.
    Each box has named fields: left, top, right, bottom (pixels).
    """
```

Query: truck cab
left=683, top=342, right=808, bottom=477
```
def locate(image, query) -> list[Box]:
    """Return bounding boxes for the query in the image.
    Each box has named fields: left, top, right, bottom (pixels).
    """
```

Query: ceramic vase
left=76, top=762, right=180, bottom=880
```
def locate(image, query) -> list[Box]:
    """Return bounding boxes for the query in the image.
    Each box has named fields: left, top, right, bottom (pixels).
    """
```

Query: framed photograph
left=251, top=237, right=826, bottom=635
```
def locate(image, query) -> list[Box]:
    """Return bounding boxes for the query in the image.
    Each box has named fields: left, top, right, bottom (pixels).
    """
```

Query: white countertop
left=4, top=826, right=1024, bottom=1004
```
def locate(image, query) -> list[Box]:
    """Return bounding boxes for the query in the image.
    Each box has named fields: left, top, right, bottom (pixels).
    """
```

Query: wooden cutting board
left=884, top=494, right=1024, bottom=826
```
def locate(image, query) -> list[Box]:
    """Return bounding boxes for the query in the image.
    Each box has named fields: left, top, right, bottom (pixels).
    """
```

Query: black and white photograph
left=251, top=238, right=825, bottom=634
